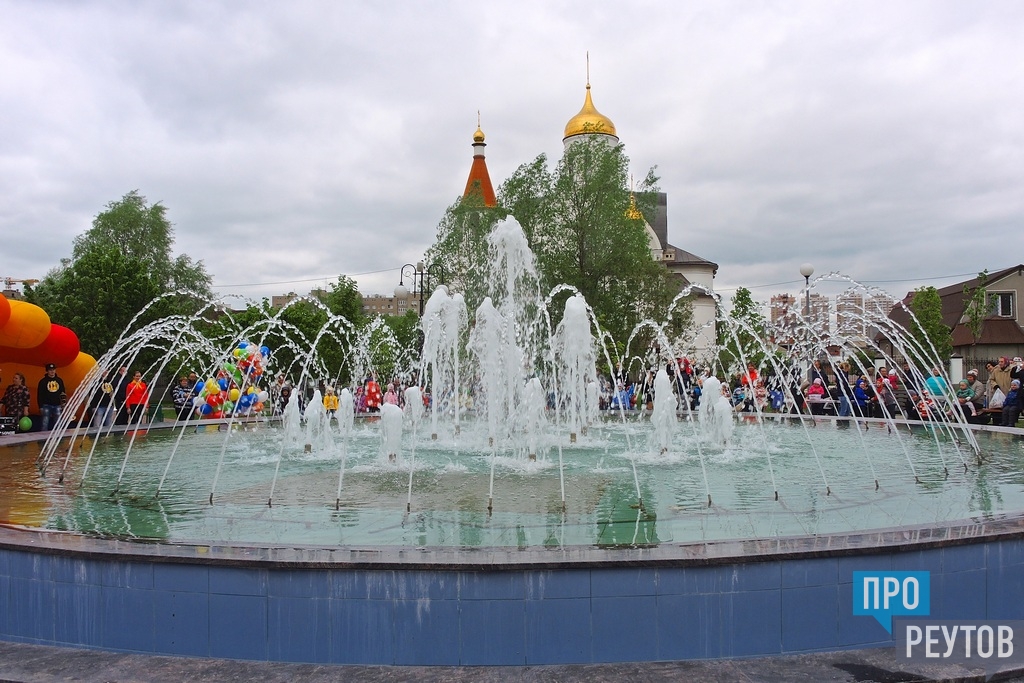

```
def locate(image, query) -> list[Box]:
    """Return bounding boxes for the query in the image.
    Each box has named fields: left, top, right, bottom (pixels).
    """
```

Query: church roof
left=638, top=191, right=718, bottom=271
left=462, top=120, right=496, bottom=208
left=563, top=83, right=617, bottom=140
left=665, top=243, right=719, bottom=269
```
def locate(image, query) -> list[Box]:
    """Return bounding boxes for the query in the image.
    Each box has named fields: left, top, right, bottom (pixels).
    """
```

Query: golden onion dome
left=473, top=126, right=485, bottom=143
left=563, top=84, right=617, bottom=139
left=625, top=192, right=643, bottom=221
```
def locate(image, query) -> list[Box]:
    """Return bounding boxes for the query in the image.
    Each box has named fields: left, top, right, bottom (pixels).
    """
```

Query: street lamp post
left=394, top=261, right=445, bottom=316
left=799, top=262, right=814, bottom=379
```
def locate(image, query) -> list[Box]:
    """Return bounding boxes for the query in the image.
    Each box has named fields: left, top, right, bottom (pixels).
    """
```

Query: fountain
left=2, top=219, right=1024, bottom=665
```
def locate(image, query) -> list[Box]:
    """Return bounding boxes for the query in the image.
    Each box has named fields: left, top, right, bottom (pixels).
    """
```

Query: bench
left=979, top=407, right=1021, bottom=427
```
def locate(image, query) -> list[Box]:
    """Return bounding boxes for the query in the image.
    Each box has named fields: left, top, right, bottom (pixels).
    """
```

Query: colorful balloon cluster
left=192, top=341, right=271, bottom=419
left=0, top=293, right=96, bottom=405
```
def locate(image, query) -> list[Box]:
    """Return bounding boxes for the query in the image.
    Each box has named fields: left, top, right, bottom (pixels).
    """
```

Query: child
left=323, top=387, right=339, bottom=419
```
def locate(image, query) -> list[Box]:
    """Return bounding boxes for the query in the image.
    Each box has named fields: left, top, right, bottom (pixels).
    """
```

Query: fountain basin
left=3, top=504, right=1024, bottom=664
left=3, top=420, right=1024, bottom=664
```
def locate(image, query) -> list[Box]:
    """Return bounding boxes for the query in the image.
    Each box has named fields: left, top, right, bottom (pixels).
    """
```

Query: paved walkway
left=2, top=641, right=1024, bottom=683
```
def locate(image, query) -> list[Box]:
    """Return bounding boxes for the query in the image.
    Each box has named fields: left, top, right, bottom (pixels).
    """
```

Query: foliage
left=318, top=275, right=366, bottom=327
left=716, top=287, right=769, bottom=374
left=195, top=276, right=366, bottom=388
left=496, top=137, right=677, bottom=346
left=909, top=286, right=952, bottom=367
left=366, top=310, right=421, bottom=382
left=380, top=309, right=421, bottom=352
left=27, top=244, right=160, bottom=359
left=28, top=190, right=212, bottom=357
left=962, top=269, right=989, bottom=344
left=424, top=192, right=504, bottom=316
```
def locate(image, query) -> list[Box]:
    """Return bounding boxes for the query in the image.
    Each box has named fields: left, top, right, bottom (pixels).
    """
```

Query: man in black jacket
left=37, top=363, right=66, bottom=431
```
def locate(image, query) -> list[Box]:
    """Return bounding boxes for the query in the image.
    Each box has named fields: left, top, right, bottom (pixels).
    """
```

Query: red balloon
left=0, top=324, right=81, bottom=367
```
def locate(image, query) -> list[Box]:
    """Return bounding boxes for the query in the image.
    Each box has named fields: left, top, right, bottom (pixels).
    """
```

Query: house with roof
left=882, top=265, right=1024, bottom=377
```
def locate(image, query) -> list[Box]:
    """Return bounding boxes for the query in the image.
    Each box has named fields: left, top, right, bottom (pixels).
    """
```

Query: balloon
left=199, top=404, right=213, bottom=415
left=205, top=379, right=219, bottom=393
left=209, top=410, right=223, bottom=419
left=223, top=400, right=234, bottom=413
left=229, top=388, right=240, bottom=402
left=0, top=323, right=81, bottom=367
left=258, top=391, right=269, bottom=402
left=247, top=386, right=256, bottom=395
left=192, top=397, right=205, bottom=407
left=260, top=346, right=270, bottom=357
left=253, top=402, right=264, bottom=412
left=233, top=348, right=243, bottom=358
left=0, top=300, right=51, bottom=349
left=237, top=341, right=248, bottom=350
left=18, top=416, right=32, bottom=432
left=217, top=378, right=229, bottom=391
left=0, top=293, right=10, bottom=329
left=206, top=393, right=224, bottom=408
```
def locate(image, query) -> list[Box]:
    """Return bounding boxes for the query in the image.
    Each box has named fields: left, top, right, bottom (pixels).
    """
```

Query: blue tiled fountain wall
left=2, top=536, right=1024, bottom=665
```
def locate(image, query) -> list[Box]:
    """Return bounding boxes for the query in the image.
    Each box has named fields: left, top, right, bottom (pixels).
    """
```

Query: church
left=461, top=77, right=719, bottom=356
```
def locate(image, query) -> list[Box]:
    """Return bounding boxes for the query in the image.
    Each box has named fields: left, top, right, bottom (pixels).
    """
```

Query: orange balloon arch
left=0, top=293, right=96, bottom=402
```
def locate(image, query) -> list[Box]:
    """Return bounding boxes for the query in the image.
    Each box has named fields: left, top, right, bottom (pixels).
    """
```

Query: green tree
left=424, top=192, right=503, bottom=316
left=28, top=191, right=213, bottom=357
left=717, top=287, right=769, bottom=373
left=496, top=137, right=676, bottom=346
left=381, top=309, right=421, bottom=351
left=962, top=269, right=989, bottom=345
left=909, top=286, right=952, bottom=367
left=320, top=276, right=365, bottom=327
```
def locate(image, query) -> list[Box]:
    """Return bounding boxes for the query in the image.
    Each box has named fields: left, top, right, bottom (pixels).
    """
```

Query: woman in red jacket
left=124, top=370, right=149, bottom=424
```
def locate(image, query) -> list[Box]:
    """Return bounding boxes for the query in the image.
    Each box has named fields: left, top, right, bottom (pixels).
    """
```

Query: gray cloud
left=2, top=0, right=1022, bottom=309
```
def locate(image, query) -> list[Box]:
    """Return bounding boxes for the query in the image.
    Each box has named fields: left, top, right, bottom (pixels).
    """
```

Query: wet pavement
left=2, top=641, right=1024, bottom=683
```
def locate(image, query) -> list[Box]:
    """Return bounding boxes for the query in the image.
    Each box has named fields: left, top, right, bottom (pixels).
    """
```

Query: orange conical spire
left=462, top=111, right=496, bottom=208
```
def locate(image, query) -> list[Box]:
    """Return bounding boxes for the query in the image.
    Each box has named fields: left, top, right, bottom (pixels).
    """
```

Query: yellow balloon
left=229, top=388, right=240, bottom=401
left=0, top=300, right=51, bottom=349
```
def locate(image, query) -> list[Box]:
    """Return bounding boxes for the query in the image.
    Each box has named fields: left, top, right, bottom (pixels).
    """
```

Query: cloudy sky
left=3, top=1, right=1022, bottom=309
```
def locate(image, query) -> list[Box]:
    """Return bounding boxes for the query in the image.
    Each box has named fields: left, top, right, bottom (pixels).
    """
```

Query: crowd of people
left=595, top=354, right=1024, bottom=428
left=4, top=354, right=1024, bottom=432
left=0, top=364, right=153, bottom=432
left=262, top=372, right=433, bottom=421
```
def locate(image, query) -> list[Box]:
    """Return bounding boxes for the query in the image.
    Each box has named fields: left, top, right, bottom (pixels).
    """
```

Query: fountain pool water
left=4, top=418, right=1024, bottom=548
